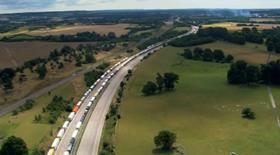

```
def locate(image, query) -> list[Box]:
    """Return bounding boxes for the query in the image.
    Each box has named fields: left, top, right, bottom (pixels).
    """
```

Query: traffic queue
left=47, top=43, right=163, bottom=155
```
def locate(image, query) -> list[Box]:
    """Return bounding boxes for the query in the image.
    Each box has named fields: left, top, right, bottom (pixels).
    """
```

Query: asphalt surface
left=55, top=69, right=113, bottom=155
left=76, top=49, right=151, bottom=155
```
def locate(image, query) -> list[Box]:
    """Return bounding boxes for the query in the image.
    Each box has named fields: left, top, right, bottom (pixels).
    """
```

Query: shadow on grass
left=152, top=147, right=184, bottom=155
left=152, top=148, right=175, bottom=155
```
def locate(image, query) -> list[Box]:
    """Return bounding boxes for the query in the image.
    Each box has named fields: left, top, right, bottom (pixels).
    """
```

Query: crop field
left=0, top=42, right=130, bottom=106
left=196, top=41, right=280, bottom=64
left=249, top=18, right=279, bottom=22
left=202, top=22, right=280, bottom=31
left=0, top=24, right=135, bottom=38
left=116, top=46, right=280, bottom=155
left=173, top=26, right=191, bottom=32
left=0, top=41, right=97, bottom=68
left=0, top=75, right=86, bottom=152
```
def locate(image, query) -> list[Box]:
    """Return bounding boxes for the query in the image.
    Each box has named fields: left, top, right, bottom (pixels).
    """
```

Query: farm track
left=266, top=52, right=280, bottom=128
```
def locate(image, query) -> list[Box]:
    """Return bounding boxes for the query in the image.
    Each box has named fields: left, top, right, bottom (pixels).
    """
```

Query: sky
left=0, top=0, right=280, bottom=13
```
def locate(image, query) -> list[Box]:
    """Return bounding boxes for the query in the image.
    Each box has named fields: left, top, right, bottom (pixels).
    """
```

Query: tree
left=0, top=68, right=16, bottom=92
left=213, top=49, right=225, bottom=62
left=245, top=65, right=261, bottom=84
left=225, top=54, right=234, bottom=63
left=85, top=53, right=96, bottom=64
left=202, top=48, right=213, bottom=61
left=163, top=73, right=179, bottom=90
left=84, top=70, right=103, bottom=87
left=261, top=60, right=280, bottom=85
left=154, top=130, right=176, bottom=150
left=155, top=73, right=164, bottom=92
left=35, top=64, right=47, bottom=79
left=0, top=136, right=28, bottom=155
left=227, top=60, right=248, bottom=84
left=193, top=47, right=204, bottom=60
left=182, top=49, right=193, bottom=59
left=242, top=108, right=255, bottom=120
left=142, top=81, right=158, bottom=96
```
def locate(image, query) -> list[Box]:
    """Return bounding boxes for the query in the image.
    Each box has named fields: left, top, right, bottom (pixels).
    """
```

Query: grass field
left=202, top=22, right=280, bottom=31
left=196, top=41, right=280, bottom=64
left=116, top=46, right=280, bottom=155
left=0, top=24, right=134, bottom=38
left=0, top=75, right=86, bottom=152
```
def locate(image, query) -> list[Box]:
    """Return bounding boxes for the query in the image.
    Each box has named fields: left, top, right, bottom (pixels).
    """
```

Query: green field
left=0, top=76, right=86, bottom=152
left=116, top=46, right=280, bottom=155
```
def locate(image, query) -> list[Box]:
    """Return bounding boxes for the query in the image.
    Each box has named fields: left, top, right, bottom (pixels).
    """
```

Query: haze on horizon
left=0, top=0, right=280, bottom=14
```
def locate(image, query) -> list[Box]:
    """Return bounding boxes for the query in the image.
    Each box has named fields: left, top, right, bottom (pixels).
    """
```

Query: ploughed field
left=116, top=46, right=280, bottom=155
left=0, top=24, right=134, bottom=38
left=0, top=41, right=95, bottom=68
left=202, top=22, right=280, bottom=31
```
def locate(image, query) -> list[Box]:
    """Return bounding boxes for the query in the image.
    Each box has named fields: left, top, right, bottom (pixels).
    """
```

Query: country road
left=266, top=53, right=280, bottom=128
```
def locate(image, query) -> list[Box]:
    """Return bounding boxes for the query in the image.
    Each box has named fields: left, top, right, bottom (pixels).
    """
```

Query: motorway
left=54, top=26, right=198, bottom=155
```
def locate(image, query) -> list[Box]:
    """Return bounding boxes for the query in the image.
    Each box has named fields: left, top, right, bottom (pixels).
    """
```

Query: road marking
left=277, top=116, right=280, bottom=128
left=267, top=87, right=277, bottom=109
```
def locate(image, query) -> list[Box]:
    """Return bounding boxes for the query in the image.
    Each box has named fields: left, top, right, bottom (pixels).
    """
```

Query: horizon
left=1, top=8, right=280, bottom=15
left=1, top=0, right=280, bottom=14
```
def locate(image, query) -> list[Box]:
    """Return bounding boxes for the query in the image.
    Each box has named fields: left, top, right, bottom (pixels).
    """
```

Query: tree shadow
left=152, top=146, right=185, bottom=155
left=152, top=148, right=175, bottom=155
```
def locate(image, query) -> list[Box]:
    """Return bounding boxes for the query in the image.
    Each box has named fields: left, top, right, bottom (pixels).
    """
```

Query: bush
left=142, top=81, right=158, bottom=96
left=242, top=108, right=256, bottom=120
left=154, top=130, right=176, bottom=150
left=84, top=70, right=104, bottom=87
left=97, top=62, right=110, bottom=70
left=0, top=136, right=28, bottom=155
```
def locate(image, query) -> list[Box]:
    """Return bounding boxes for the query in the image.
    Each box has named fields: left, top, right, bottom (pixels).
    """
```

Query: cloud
left=0, top=0, right=280, bottom=13
left=0, top=0, right=55, bottom=9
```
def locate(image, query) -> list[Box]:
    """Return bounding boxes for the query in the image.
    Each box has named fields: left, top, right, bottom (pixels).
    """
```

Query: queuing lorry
left=62, top=121, right=70, bottom=129
left=57, top=128, right=65, bottom=138
left=68, top=112, right=75, bottom=121
left=47, top=149, right=55, bottom=155
left=76, top=121, right=82, bottom=129
left=51, top=138, right=60, bottom=149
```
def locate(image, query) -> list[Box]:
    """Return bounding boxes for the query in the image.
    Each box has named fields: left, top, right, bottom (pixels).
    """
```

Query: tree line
left=227, top=60, right=280, bottom=86
left=1, top=31, right=118, bottom=42
left=198, top=27, right=264, bottom=45
left=181, top=47, right=234, bottom=63
left=137, top=29, right=189, bottom=50
left=263, top=27, right=280, bottom=53
left=142, top=72, right=179, bottom=96
left=169, top=34, right=215, bottom=47
left=170, top=26, right=277, bottom=52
